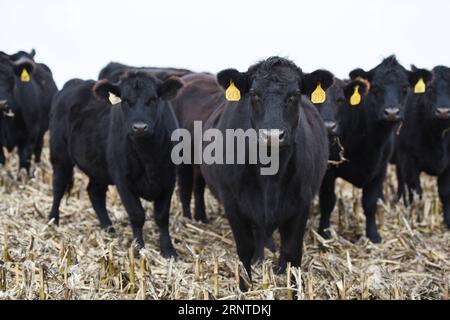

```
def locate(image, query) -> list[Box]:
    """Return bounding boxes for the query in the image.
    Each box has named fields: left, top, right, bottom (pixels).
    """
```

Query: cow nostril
left=384, top=108, right=400, bottom=117
left=437, top=108, right=450, bottom=115
left=325, top=121, right=337, bottom=130
left=132, top=123, right=149, bottom=132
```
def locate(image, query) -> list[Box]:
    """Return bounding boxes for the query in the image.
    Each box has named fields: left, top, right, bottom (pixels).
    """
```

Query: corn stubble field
left=0, top=137, right=449, bottom=300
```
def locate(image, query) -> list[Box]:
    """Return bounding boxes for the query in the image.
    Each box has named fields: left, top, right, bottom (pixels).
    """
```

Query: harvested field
left=0, top=137, right=449, bottom=300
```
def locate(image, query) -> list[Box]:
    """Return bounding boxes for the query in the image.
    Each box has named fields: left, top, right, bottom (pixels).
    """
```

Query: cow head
left=217, top=57, right=334, bottom=147
left=94, top=71, right=183, bottom=138
left=307, top=77, right=369, bottom=137
left=408, top=66, right=450, bottom=121
left=350, top=55, right=411, bottom=124
left=0, top=51, right=36, bottom=113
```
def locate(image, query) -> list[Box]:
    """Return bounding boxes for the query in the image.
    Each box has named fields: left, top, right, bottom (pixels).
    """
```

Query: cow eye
left=337, top=97, right=345, bottom=106
left=147, top=97, right=157, bottom=105
left=402, top=86, right=409, bottom=96
left=371, top=85, right=381, bottom=96
left=250, top=91, right=260, bottom=103
left=286, top=95, right=298, bottom=105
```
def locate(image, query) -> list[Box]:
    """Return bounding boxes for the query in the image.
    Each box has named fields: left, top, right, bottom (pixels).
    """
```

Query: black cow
left=313, top=77, right=370, bottom=139
left=0, top=49, right=57, bottom=173
left=395, top=65, right=450, bottom=228
left=98, top=62, right=192, bottom=83
left=193, top=57, right=332, bottom=289
left=317, top=56, right=420, bottom=243
left=48, top=71, right=183, bottom=257
left=171, top=73, right=224, bottom=222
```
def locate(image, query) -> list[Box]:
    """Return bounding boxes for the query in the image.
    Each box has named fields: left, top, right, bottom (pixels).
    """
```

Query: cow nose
left=324, top=121, right=338, bottom=135
left=132, top=122, right=149, bottom=133
left=435, top=108, right=450, bottom=119
left=0, top=100, right=7, bottom=109
left=259, top=129, right=288, bottom=147
left=384, top=107, right=400, bottom=121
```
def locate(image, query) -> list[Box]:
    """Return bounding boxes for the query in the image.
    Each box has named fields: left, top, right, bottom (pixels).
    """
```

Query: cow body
left=171, top=73, right=224, bottom=222
left=98, top=62, right=192, bottom=83
left=183, top=57, right=332, bottom=290
left=0, top=50, right=57, bottom=172
left=49, top=72, right=183, bottom=257
left=395, top=66, right=450, bottom=228
left=318, top=56, right=418, bottom=243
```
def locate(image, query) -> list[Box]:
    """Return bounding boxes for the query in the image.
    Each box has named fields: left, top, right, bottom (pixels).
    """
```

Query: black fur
left=319, top=56, right=412, bottom=243
left=48, top=72, right=183, bottom=257
left=98, top=62, right=192, bottom=83
left=395, top=66, right=450, bottom=228
left=200, top=57, right=329, bottom=290
left=0, top=50, right=57, bottom=172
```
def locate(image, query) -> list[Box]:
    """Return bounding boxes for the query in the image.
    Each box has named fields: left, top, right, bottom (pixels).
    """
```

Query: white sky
left=1, top=0, right=449, bottom=87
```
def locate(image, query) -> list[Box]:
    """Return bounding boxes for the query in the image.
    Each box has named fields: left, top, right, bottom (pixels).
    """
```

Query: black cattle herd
left=0, top=50, right=449, bottom=290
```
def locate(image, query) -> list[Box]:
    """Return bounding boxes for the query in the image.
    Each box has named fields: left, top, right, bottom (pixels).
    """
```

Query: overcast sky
left=1, top=0, right=449, bottom=87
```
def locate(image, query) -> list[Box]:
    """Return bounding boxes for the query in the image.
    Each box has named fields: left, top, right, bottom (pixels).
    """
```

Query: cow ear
left=93, top=80, right=121, bottom=104
left=158, top=77, right=184, bottom=100
left=349, top=68, right=373, bottom=82
left=302, top=70, right=334, bottom=96
left=344, top=78, right=370, bottom=106
left=408, top=65, right=432, bottom=89
left=217, top=69, right=249, bottom=94
left=13, top=59, right=36, bottom=79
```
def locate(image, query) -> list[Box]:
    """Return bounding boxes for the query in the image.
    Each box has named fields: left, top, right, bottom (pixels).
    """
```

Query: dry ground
left=0, top=139, right=449, bottom=300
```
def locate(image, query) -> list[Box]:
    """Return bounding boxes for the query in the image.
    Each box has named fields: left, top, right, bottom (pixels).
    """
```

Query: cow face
left=94, top=72, right=183, bottom=138
left=308, top=78, right=369, bottom=137
left=350, top=56, right=411, bottom=124
left=410, top=66, right=450, bottom=121
left=0, top=53, right=36, bottom=112
left=217, top=57, right=333, bottom=147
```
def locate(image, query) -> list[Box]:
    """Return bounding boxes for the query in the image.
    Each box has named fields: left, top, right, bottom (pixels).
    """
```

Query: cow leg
left=437, top=168, right=450, bottom=228
left=193, top=173, right=207, bottom=223
left=362, top=172, right=385, bottom=243
left=401, top=160, right=422, bottom=205
left=278, top=208, right=309, bottom=274
left=407, top=175, right=422, bottom=205
left=18, top=142, right=33, bottom=174
left=177, top=164, right=193, bottom=219
left=34, top=135, right=45, bottom=164
left=318, top=171, right=337, bottom=239
left=226, top=208, right=254, bottom=292
left=87, top=181, right=114, bottom=233
left=0, top=144, right=5, bottom=165
left=48, top=164, right=74, bottom=226
left=154, top=190, right=177, bottom=258
left=252, top=225, right=266, bottom=264
left=116, top=184, right=146, bottom=250
left=395, top=161, right=406, bottom=204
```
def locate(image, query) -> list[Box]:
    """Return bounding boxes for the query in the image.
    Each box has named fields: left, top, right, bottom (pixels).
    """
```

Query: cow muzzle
left=0, top=100, right=8, bottom=110
left=435, top=108, right=450, bottom=120
left=324, top=121, right=339, bottom=136
left=131, top=122, right=151, bottom=137
left=383, top=107, right=401, bottom=122
left=259, top=129, right=289, bottom=148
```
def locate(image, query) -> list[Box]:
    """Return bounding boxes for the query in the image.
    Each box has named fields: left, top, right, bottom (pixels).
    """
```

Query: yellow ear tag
left=350, top=85, right=361, bottom=106
left=225, top=81, right=241, bottom=102
left=311, top=83, right=326, bottom=104
left=20, top=69, right=30, bottom=82
left=414, top=78, right=426, bottom=94
left=108, top=92, right=122, bottom=105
